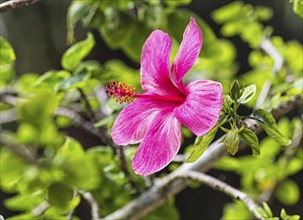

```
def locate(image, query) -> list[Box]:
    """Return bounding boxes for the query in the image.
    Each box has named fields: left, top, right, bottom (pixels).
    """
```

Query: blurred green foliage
left=0, top=0, right=302, bottom=219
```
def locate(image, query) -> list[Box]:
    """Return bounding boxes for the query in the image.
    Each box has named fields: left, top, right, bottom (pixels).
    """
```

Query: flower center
left=106, top=81, right=185, bottom=104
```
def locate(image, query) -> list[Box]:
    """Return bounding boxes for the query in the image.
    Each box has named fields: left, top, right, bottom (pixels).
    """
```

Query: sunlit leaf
left=0, top=37, right=16, bottom=86
left=61, top=33, right=95, bottom=71
left=253, top=109, right=291, bottom=146
left=212, top=1, right=244, bottom=24
left=187, top=126, right=219, bottom=163
left=237, top=84, right=256, bottom=104
left=5, top=191, right=44, bottom=211
left=239, top=128, right=260, bottom=156
left=223, top=130, right=240, bottom=155
left=293, top=0, right=303, bottom=18
left=164, top=0, right=191, bottom=7
left=262, top=202, right=273, bottom=218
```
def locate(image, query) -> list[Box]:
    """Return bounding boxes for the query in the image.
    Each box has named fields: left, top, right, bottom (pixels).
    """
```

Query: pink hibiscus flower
left=108, top=18, right=223, bottom=176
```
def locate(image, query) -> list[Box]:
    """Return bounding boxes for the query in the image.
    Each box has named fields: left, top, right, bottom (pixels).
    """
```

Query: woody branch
left=0, top=0, right=41, bottom=13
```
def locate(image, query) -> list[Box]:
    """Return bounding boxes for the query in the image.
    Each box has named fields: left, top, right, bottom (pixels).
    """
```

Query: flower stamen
left=106, top=81, right=136, bottom=104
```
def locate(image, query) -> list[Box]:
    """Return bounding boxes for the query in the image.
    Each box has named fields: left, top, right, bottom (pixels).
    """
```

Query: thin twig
left=102, top=95, right=302, bottom=220
left=0, top=0, right=41, bottom=13
left=80, top=191, right=100, bottom=220
left=178, top=171, right=265, bottom=220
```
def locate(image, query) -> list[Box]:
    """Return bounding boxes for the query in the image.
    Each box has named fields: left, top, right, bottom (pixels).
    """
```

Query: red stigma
left=105, top=81, right=136, bottom=103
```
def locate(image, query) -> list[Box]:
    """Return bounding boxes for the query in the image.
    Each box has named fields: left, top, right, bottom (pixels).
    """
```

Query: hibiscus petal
left=140, top=30, right=181, bottom=96
left=171, top=17, right=203, bottom=89
left=112, top=98, right=167, bottom=145
left=132, top=110, right=181, bottom=176
left=174, top=80, right=223, bottom=136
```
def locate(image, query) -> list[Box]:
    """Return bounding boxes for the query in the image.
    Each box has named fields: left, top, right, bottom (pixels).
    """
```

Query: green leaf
left=58, top=71, right=90, bottom=91
left=187, top=126, right=219, bottom=162
left=164, top=0, right=191, bottom=6
left=293, top=0, right=303, bottom=18
left=48, top=182, right=74, bottom=210
left=94, top=115, right=114, bottom=128
left=289, top=216, right=301, bottom=220
left=66, top=1, right=95, bottom=44
left=7, top=213, right=36, bottom=220
left=262, top=202, right=273, bottom=217
left=237, top=84, right=256, bottom=104
left=61, top=33, right=95, bottom=71
left=280, top=208, right=288, bottom=220
left=4, top=190, right=44, bottom=211
left=0, top=37, right=16, bottom=85
left=212, top=1, right=244, bottom=24
left=239, top=128, right=260, bottom=156
left=255, top=6, right=273, bottom=21
left=229, top=80, right=241, bottom=100
left=253, top=109, right=291, bottom=146
left=144, top=5, right=164, bottom=29
left=57, top=155, right=100, bottom=190
left=223, top=130, right=239, bottom=155
left=167, top=9, right=218, bottom=58
left=214, top=156, right=240, bottom=171
left=222, top=201, right=250, bottom=220
left=57, top=137, right=85, bottom=158
left=0, top=37, right=15, bottom=65
left=0, top=148, right=29, bottom=191
left=121, top=21, right=151, bottom=61
left=223, top=95, right=233, bottom=114
left=275, top=179, right=300, bottom=205
left=99, top=11, right=135, bottom=49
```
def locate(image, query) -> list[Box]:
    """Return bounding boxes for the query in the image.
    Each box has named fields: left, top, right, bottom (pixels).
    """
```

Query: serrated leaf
left=187, top=126, right=219, bottom=163
left=239, top=128, right=260, bottom=156
left=238, top=84, right=256, bottom=104
left=223, top=130, right=239, bottom=155
left=253, top=109, right=291, bottom=146
left=61, top=33, right=95, bottom=71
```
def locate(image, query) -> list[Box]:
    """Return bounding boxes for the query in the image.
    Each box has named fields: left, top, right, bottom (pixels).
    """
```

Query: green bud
left=229, top=80, right=241, bottom=100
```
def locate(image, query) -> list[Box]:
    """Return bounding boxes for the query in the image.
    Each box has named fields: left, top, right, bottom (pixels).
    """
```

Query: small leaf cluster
left=217, top=118, right=302, bottom=219
left=257, top=203, right=300, bottom=220
left=187, top=79, right=291, bottom=163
